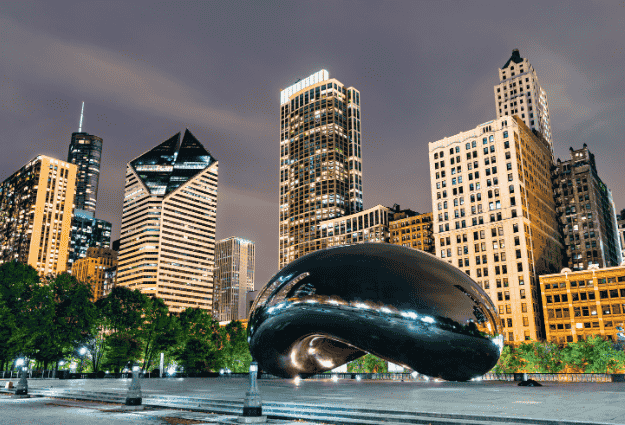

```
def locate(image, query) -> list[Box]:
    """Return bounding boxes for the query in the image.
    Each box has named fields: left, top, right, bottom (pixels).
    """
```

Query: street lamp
left=239, top=361, right=265, bottom=423
left=79, top=347, right=87, bottom=374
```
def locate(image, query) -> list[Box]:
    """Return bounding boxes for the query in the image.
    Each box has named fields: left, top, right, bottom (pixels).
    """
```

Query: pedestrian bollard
left=13, top=367, right=29, bottom=398
left=124, top=367, right=142, bottom=407
left=238, top=362, right=266, bottom=423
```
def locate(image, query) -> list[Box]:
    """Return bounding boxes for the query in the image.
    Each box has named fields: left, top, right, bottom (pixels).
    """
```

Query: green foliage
left=218, top=320, right=252, bottom=372
left=98, top=286, right=148, bottom=333
left=347, top=354, right=388, bottom=373
left=174, top=308, right=222, bottom=373
left=516, top=341, right=564, bottom=373
left=491, top=345, right=523, bottom=373
left=101, top=332, right=142, bottom=373
left=561, top=335, right=625, bottom=373
left=139, top=297, right=180, bottom=372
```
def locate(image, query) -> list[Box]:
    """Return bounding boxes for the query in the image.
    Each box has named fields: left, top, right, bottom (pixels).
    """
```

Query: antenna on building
left=78, top=102, right=85, bottom=132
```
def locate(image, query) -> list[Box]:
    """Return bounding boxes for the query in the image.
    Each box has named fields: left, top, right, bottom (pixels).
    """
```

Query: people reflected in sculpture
left=248, top=244, right=503, bottom=382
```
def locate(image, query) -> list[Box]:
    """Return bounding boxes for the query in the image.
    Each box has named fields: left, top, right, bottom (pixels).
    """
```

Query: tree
left=218, top=320, right=252, bottom=372
left=175, top=308, right=222, bottom=373
left=102, top=332, right=142, bottom=373
left=347, top=354, right=387, bottom=373
left=491, top=345, right=524, bottom=373
left=562, top=335, right=625, bottom=373
left=98, top=286, right=148, bottom=334
left=0, top=262, right=40, bottom=370
left=139, top=297, right=179, bottom=373
left=516, top=341, right=564, bottom=373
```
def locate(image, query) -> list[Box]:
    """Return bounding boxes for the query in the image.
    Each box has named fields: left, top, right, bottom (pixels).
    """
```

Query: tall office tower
left=117, top=130, right=218, bottom=314
left=494, top=49, right=553, bottom=155
left=68, top=131, right=103, bottom=215
left=0, top=156, right=77, bottom=275
left=552, top=145, right=622, bottom=270
left=66, top=105, right=107, bottom=271
left=390, top=211, right=435, bottom=253
left=213, top=237, right=255, bottom=321
left=279, top=70, right=363, bottom=269
left=429, top=116, right=562, bottom=343
left=72, top=247, right=117, bottom=301
left=618, top=218, right=625, bottom=260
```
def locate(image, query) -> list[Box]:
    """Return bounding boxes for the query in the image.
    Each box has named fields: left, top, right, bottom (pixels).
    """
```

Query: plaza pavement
left=1, top=376, right=625, bottom=424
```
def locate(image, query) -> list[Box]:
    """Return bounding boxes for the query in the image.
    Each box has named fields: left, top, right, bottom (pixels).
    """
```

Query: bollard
left=238, top=361, right=266, bottom=423
left=13, top=367, right=29, bottom=398
left=124, top=367, right=142, bottom=408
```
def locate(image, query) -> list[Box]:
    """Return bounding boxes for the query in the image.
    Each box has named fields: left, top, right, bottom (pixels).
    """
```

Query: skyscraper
left=279, top=70, right=363, bottom=268
left=213, top=236, right=255, bottom=321
left=552, top=145, right=622, bottom=270
left=429, top=116, right=563, bottom=342
left=66, top=104, right=111, bottom=271
left=117, top=129, right=218, bottom=314
left=67, top=130, right=102, bottom=215
left=494, top=49, right=553, bottom=154
left=0, top=155, right=77, bottom=275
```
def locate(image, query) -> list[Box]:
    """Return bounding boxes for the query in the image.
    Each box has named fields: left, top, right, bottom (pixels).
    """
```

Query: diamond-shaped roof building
left=131, top=129, right=216, bottom=195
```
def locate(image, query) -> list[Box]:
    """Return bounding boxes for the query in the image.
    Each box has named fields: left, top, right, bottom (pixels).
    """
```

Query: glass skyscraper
left=67, top=130, right=110, bottom=271
left=117, top=129, right=218, bottom=314
left=279, top=70, right=363, bottom=268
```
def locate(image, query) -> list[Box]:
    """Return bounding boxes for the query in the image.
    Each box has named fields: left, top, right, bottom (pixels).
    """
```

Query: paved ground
left=0, top=393, right=312, bottom=425
left=2, top=377, right=625, bottom=424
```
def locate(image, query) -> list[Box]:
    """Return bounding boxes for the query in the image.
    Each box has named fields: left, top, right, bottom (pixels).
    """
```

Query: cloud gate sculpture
left=248, top=244, right=503, bottom=381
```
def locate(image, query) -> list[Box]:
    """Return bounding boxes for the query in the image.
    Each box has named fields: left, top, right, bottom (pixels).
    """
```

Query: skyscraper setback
left=116, top=130, right=218, bottom=314
left=279, top=70, right=363, bottom=268
left=494, top=49, right=553, bottom=154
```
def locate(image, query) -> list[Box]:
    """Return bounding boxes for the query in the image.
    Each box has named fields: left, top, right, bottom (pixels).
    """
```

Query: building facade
left=540, top=265, right=625, bottom=344
left=0, top=155, right=77, bottom=275
left=117, top=130, right=218, bottom=314
left=72, top=247, right=117, bottom=301
left=429, top=116, right=562, bottom=343
left=390, top=212, right=434, bottom=253
left=552, top=145, right=622, bottom=270
left=67, top=131, right=103, bottom=215
left=279, top=70, right=363, bottom=268
left=67, top=210, right=111, bottom=271
left=494, top=49, right=553, bottom=154
left=213, top=237, right=255, bottom=321
left=619, top=218, right=625, bottom=260
left=314, top=205, right=390, bottom=248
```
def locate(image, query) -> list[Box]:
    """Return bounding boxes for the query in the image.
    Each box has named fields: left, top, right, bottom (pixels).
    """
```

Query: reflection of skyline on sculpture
left=249, top=244, right=503, bottom=382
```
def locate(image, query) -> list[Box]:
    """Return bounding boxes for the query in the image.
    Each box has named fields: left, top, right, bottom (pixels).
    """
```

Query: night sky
left=2, top=1, right=624, bottom=289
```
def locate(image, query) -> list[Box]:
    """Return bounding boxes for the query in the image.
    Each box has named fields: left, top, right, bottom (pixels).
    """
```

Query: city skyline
left=2, top=2, right=624, bottom=288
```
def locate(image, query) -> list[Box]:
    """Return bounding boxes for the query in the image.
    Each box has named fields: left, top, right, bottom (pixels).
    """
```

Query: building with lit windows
left=279, top=70, right=363, bottom=268
left=116, top=130, right=218, bottom=314
left=213, top=236, right=255, bottom=321
left=68, top=131, right=102, bottom=215
left=67, top=210, right=111, bottom=271
left=539, top=265, right=625, bottom=344
left=494, top=49, right=553, bottom=154
left=619, top=218, right=625, bottom=259
left=552, top=145, right=622, bottom=270
left=390, top=211, right=434, bottom=253
left=72, top=247, right=117, bottom=301
left=429, top=116, right=562, bottom=343
left=315, top=205, right=390, bottom=248
left=0, top=155, right=77, bottom=275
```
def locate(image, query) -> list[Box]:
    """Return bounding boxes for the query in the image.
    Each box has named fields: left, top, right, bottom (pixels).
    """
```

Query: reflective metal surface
left=248, top=244, right=502, bottom=381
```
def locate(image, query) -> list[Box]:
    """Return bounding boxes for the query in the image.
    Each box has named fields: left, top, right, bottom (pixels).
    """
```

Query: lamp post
left=238, top=361, right=266, bottom=423
left=79, top=347, right=87, bottom=375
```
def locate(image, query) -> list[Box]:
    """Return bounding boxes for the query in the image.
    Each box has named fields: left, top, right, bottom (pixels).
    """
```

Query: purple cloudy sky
left=1, top=1, right=624, bottom=289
